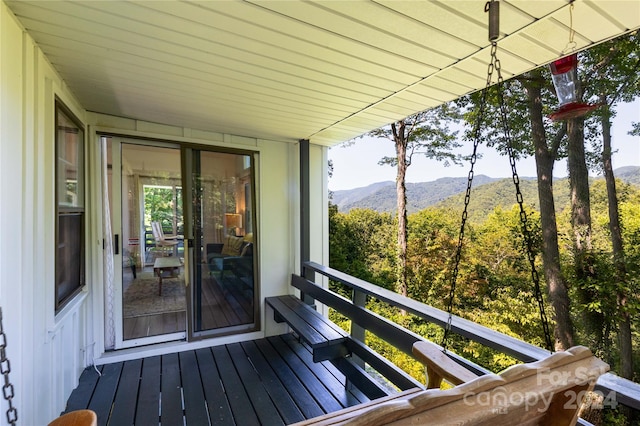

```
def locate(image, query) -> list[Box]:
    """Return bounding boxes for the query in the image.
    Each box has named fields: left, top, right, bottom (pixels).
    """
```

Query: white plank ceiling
left=6, top=0, right=640, bottom=146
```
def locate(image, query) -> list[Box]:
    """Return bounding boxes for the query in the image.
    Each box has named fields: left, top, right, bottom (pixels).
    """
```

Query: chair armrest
left=163, top=234, right=183, bottom=240
left=412, top=340, right=478, bottom=389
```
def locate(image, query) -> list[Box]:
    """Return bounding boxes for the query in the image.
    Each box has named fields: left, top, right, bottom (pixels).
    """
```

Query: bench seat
left=266, top=295, right=349, bottom=362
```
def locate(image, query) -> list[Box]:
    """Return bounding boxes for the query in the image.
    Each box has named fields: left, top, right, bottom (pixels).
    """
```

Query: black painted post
left=351, top=289, right=367, bottom=369
left=299, top=139, right=315, bottom=305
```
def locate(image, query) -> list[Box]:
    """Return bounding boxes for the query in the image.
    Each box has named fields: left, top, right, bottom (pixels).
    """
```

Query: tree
left=366, top=104, right=463, bottom=300
left=406, top=207, right=460, bottom=304
left=328, top=206, right=395, bottom=290
left=459, top=69, right=575, bottom=350
left=579, top=31, right=640, bottom=378
left=523, top=70, right=574, bottom=350
left=566, top=113, right=599, bottom=354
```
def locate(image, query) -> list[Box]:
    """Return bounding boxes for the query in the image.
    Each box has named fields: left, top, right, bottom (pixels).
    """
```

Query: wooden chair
left=295, top=343, right=609, bottom=426
left=48, top=410, right=97, bottom=426
left=412, top=340, right=480, bottom=389
left=151, top=221, right=179, bottom=256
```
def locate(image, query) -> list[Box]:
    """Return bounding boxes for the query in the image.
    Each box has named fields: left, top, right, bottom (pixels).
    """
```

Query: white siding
left=0, top=4, right=89, bottom=425
left=0, top=4, right=25, bottom=423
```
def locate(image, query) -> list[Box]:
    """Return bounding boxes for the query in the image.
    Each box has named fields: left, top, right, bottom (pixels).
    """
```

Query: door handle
left=184, top=238, right=191, bottom=288
left=114, top=234, right=119, bottom=255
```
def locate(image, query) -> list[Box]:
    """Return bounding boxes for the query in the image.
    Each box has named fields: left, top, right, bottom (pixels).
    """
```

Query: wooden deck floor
left=64, top=334, right=381, bottom=425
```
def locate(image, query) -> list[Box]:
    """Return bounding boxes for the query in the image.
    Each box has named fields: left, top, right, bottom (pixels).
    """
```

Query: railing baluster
left=350, top=289, right=367, bottom=369
left=301, top=264, right=316, bottom=306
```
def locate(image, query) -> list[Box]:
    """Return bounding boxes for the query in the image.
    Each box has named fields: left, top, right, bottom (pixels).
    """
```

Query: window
left=55, top=101, right=85, bottom=312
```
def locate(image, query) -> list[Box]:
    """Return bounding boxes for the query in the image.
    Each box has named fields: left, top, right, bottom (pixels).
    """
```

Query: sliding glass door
left=183, top=148, right=258, bottom=339
left=104, top=136, right=258, bottom=349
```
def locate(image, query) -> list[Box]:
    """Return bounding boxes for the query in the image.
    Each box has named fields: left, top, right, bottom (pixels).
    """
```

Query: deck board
left=194, top=347, right=235, bottom=425
left=240, top=340, right=305, bottom=425
left=135, top=356, right=161, bottom=426
left=227, top=343, right=284, bottom=425
left=180, top=351, right=209, bottom=425
left=109, top=358, right=142, bottom=425
left=62, top=334, right=392, bottom=425
left=268, top=336, right=344, bottom=414
left=212, top=345, right=261, bottom=426
left=160, top=353, right=183, bottom=426
left=65, top=365, right=102, bottom=412
left=88, top=362, right=123, bottom=426
left=283, top=335, right=365, bottom=407
left=254, top=337, right=326, bottom=420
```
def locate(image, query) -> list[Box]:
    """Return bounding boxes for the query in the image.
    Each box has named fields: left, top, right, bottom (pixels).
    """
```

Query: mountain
left=332, top=175, right=498, bottom=213
left=614, top=166, right=640, bottom=186
left=435, top=178, right=565, bottom=223
left=331, top=166, right=640, bottom=215
left=332, top=181, right=394, bottom=211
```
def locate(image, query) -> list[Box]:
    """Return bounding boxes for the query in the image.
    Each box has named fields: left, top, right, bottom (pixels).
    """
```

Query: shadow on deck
left=64, top=334, right=387, bottom=426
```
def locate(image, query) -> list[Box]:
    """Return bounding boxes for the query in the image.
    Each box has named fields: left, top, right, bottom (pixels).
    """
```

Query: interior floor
left=122, top=263, right=253, bottom=341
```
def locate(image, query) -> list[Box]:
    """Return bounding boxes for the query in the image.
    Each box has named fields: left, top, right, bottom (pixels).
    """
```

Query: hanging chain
left=562, top=2, right=577, bottom=54
left=441, top=43, right=498, bottom=352
left=0, top=308, right=17, bottom=425
left=492, top=46, right=555, bottom=353
left=442, top=0, right=553, bottom=353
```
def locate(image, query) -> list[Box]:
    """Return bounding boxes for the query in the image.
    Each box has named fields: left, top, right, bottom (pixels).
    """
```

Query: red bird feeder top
left=549, top=53, right=598, bottom=121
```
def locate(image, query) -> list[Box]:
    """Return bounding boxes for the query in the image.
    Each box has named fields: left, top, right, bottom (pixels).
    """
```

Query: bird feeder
left=548, top=53, right=598, bottom=121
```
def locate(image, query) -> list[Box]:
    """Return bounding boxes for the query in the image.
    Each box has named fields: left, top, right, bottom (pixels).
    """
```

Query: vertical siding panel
left=30, top=46, right=50, bottom=425
left=1, top=4, right=90, bottom=423
left=49, top=328, right=60, bottom=419
left=0, top=4, right=25, bottom=425
left=21, top=30, right=38, bottom=426
left=259, top=139, right=293, bottom=299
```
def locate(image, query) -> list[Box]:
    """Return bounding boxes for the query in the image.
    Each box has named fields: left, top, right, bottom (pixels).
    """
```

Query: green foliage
left=329, top=205, right=396, bottom=289
left=328, top=35, right=640, bottom=418
left=580, top=32, right=640, bottom=173
left=367, top=103, right=465, bottom=168
left=144, top=185, right=183, bottom=232
left=456, top=65, right=563, bottom=161
left=405, top=207, right=460, bottom=304
left=329, top=178, right=640, bottom=384
left=567, top=181, right=640, bottom=368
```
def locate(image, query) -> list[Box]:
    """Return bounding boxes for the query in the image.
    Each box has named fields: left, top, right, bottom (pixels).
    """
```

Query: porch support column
left=299, top=139, right=315, bottom=304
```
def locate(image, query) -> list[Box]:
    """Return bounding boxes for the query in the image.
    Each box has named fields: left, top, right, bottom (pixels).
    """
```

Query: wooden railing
left=302, top=261, right=640, bottom=413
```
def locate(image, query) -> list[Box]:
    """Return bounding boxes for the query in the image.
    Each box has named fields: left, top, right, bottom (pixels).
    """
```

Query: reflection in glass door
left=184, top=149, right=258, bottom=339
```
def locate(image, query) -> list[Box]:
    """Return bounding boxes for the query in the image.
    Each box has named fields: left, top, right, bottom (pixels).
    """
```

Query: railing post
left=299, top=139, right=315, bottom=305
left=350, top=289, right=367, bottom=368
left=301, top=263, right=316, bottom=306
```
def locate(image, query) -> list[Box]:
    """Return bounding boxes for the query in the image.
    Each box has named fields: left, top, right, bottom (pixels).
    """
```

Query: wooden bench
left=266, top=275, right=425, bottom=399
left=266, top=294, right=396, bottom=400
left=266, top=294, right=350, bottom=363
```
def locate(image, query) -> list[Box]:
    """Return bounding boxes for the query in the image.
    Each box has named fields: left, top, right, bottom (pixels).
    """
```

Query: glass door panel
left=185, top=149, right=257, bottom=338
left=109, top=139, right=186, bottom=348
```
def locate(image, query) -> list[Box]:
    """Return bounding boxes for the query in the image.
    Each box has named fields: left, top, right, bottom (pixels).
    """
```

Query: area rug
left=123, top=273, right=186, bottom=318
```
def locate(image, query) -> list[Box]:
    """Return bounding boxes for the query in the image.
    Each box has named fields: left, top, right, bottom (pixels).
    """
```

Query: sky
left=329, top=101, right=640, bottom=191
